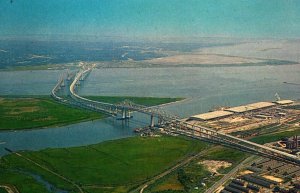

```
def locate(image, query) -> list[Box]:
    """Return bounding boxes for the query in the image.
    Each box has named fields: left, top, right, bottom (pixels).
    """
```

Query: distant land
left=0, top=38, right=299, bottom=70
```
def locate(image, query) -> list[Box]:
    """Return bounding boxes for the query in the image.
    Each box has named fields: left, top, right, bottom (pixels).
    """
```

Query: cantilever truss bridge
left=51, top=66, right=300, bottom=166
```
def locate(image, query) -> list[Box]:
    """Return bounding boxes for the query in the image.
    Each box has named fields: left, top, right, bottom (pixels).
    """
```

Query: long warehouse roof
left=190, top=110, right=234, bottom=121
left=273, top=100, right=294, bottom=105
left=225, top=102, right=275, bottom=113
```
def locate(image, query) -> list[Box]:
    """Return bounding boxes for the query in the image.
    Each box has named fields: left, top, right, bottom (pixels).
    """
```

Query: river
left=0, top=65, right=300, bottom=156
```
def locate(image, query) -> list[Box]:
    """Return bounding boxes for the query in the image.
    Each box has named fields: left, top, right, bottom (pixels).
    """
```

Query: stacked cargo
left=228, top=182, right=251, bottom=193
left=246, top=166, right=262, bottom=173
left=232, top=179, right=246, bottom=186
left=221, top=178, right=252, bottom=193
left=246, top=184, right=261, bottom=192
left=224, top=186, right=244, bottom=193
left=253, top=175, right=278, bottom=186
left=242, top=175, right=276, bottom=189
left=220, top=190, right=231, bottom=193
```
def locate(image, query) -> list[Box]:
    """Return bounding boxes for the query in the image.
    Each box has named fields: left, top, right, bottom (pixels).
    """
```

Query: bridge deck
left=51, top=66, right=300, bottom=166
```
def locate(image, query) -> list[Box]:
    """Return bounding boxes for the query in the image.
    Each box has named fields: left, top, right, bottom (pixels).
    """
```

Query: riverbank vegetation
left=1, top=126, right=298, bottom=193
left=0, top=96, right=103, bottom=130
left=86, top=96, right=184, bottom=106
left=250, top=128, right=300, bottom=144
left=146, top=128, right=300, bottom=193
left=0, top=95, right=183, bottom=130
left=0, top=136, right=208, bottom=193
left=148, top=146, right=248, bottom=193
left=0, top=170, right=49, bottom=193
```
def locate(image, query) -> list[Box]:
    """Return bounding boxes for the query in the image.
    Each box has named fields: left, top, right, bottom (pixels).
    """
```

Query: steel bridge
left=68, top=66, right=177, bottom=124
left=51, top=66, right=300, bottom=166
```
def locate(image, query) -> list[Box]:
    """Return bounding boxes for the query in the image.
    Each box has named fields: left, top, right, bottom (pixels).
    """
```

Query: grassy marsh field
left=148, top=146, right=248, bottom=193
left=0, top=95, right=183, bottom=130
left=0, top=136, right=208, bottom=193
left=0, top=96, right=103, bottom=130
left=250, top=128, right=300, bottom=144
left=146, top=127, right=300, bottom=193
left=0, top=126, right=299, bottom=193
left=86, top=96, right=184, bottom=106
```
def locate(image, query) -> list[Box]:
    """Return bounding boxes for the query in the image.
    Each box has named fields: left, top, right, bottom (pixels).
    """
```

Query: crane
left=275, top=93, right=281, bottom=101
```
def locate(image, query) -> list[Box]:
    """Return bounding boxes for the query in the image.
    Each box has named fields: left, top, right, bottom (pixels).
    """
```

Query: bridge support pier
left=126, top=110, right=131, bottom=119
left=150, top=114, right=155, bottom=128
left=158, top=116, right=163, bottom=126
left=120, top=108, right=132, bottom=120
left=122, top=108, right=126, bottom=119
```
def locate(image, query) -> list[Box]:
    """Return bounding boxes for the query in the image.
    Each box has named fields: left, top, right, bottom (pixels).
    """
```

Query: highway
left=204, top=155, right=257, bottom=193
left=0, top=185, right=19, bottom=193
left=169, top=123, right=300, bottom=165
left=52, top=66, right=300, bottom=166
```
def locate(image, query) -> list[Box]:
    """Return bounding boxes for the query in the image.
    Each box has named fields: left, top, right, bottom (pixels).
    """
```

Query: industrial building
left=189, top=110, right=234, bottom=121
left=277, top=136, right=299, bottom=150
left=225, top=102, right=276, bottom=113
left=188, top=99, right=297, bottom=123
left=273, top=99, right=294, bottom=105
left=226, top=158, right=300, bottom=193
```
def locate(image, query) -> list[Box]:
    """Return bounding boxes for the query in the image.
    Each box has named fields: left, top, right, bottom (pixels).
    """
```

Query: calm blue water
left=0, top=65, right=300, bottom=156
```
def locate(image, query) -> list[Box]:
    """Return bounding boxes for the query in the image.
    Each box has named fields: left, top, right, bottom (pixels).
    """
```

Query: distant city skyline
left=1, top=0, right=300, bottom=41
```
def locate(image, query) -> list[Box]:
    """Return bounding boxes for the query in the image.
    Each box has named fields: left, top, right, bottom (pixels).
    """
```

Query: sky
left=1, top=0, right=300, bottom=41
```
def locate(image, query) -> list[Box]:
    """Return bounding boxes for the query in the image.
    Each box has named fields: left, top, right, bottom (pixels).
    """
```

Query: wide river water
left=0, top=65, right=300, bottom=156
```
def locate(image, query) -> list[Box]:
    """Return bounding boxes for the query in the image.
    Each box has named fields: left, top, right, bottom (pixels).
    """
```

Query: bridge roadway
left=53, top=67, right=300, bottom=166
left=51, top=74, right=65, bottom=102
left=168, top=121, right=300, bottom=165
left=69, top=67, right=177, bottom=121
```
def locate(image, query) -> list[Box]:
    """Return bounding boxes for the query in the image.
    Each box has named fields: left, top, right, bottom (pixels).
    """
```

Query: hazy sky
left=1, top=0, right=300, bottom=40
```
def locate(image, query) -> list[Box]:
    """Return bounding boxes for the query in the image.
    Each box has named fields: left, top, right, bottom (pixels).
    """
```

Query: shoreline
left=154, top=97, right=191, bottom=108
left=1, top=60, right=299, bottom=72
left=0, top=116, right=104, bottom=133
left=0, top=95, right=185, bottom=132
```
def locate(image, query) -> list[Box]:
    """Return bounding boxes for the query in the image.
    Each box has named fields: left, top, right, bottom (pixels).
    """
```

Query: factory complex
left=190, top=110, right=234, bottom=121
left=189, top=100, right=294, bottom=121
left=220, top=158, right=300, bottom=193
left=206, top=100, right=300, bottom=193
left=186, top=99, right=300, bottom=136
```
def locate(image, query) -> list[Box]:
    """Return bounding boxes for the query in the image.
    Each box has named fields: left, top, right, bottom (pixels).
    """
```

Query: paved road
left=204, top=155, right=257, bottom=193
left=0, top=185, right=19, bottom=193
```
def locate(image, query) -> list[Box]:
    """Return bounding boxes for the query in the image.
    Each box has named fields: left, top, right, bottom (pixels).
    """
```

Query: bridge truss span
left=51, top=65, right=300, bottom=166
left=168, top=120, right=300, bottom=165
left=68, top=66, right=178, bottom=122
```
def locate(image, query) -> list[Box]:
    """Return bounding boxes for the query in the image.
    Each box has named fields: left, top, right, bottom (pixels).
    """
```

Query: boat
left=134, top=128, right=143, bottom=133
